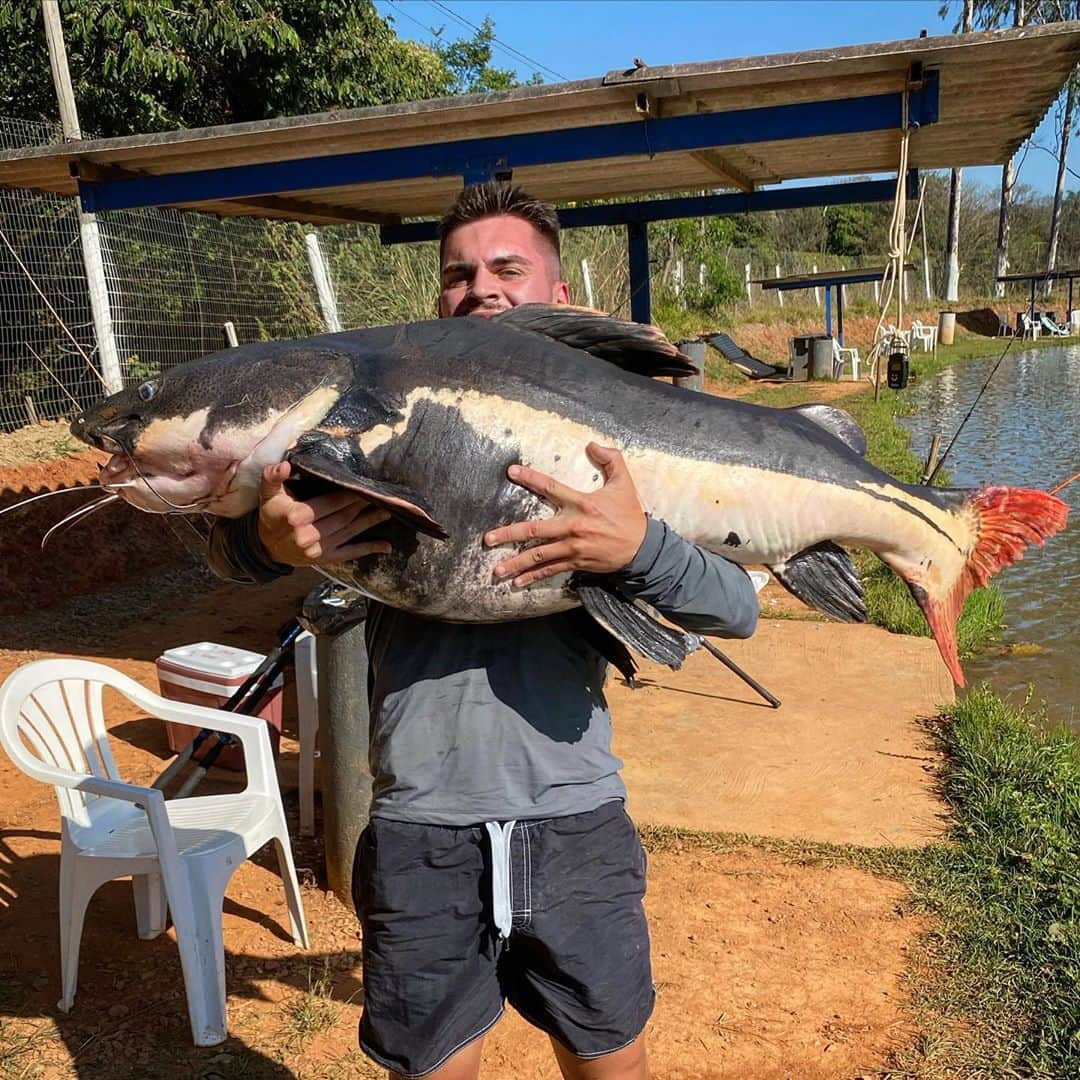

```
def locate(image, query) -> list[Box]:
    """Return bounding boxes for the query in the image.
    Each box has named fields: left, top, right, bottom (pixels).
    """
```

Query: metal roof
left=755, top=264, right=916, bottom=290
left=997, top=267, right=1080, bottom=283
left=0, top=22, right=1077, bottom=224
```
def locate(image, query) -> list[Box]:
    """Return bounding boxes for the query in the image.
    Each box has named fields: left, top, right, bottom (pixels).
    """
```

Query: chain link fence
left=1, top=112, right=922, bottom=433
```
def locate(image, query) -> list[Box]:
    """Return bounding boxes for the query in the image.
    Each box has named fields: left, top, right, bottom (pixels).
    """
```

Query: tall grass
left=897, top=687, right=1080, bottom=1077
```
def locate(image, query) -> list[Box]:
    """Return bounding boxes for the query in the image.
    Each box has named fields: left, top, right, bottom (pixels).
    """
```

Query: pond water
left=898, top=344, right=1079, bottom=729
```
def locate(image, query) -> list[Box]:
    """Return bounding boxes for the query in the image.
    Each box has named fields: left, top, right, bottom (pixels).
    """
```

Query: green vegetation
left=642, top=687, right=1080, bottom=1078
left=0, top=1, right=516, bottom=137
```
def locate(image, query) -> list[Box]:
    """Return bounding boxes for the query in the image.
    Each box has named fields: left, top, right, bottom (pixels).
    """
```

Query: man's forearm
left=613, top=517, right=758, bottom=638
left=206, top=511, right=295, bottom=585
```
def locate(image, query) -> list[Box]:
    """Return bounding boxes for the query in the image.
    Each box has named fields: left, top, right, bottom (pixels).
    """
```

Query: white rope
left=869, top=87, right=912, bottom=386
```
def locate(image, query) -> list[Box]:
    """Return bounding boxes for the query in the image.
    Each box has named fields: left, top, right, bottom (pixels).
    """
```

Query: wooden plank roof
left=0, top=21, right=1077, bottom=224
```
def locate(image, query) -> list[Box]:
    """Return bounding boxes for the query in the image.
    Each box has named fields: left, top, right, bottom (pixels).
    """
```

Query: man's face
left=438, top=215, right=570, bottom=318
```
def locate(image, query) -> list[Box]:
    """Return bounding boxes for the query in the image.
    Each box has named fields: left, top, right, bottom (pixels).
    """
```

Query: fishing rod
left=925, top=331, right=1019, bottom=486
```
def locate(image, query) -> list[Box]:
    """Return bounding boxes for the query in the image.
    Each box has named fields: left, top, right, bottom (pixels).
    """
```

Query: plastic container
left=156, top=642, right=283, bottom=771
left=937, top=311, right=956, bottom=346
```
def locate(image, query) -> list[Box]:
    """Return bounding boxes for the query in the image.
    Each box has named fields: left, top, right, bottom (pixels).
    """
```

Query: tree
left=429, top=15, right=531, bottom=94
left=0, top=1, right=515, bottom=138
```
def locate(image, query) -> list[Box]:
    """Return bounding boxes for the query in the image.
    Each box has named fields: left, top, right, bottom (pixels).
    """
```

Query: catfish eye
left=137, top=381, right=157, bottom=402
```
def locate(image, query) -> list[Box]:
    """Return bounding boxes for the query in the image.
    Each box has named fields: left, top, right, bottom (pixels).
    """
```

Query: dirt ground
left=0, top=368, right=963, bottom=1079
left=0, top=555, right=951, bottom=1079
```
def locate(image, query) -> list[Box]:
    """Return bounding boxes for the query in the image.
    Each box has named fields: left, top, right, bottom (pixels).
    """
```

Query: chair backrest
left=0, top=660, right=137, bottom=828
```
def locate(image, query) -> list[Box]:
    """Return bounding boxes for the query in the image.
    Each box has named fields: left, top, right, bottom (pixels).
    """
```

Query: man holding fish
left=208, top=183, right=760, bottom=1080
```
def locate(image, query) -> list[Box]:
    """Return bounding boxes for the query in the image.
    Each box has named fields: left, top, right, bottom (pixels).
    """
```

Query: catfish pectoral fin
left=287, top=433, right=448, bottom=540
left=770, top=541, right=866, bottom=623
left=573, top=575, right=689, bottom=671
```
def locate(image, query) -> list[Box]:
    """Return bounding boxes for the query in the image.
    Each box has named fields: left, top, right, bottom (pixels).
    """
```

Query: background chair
left=0, top=658, right=309, bottom=1047
left=832, top=338, right=861, bottom=381
left=909, top=319, right=937, bottom=352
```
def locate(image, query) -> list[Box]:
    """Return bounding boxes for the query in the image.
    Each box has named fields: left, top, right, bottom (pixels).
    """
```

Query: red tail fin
left=914, top=486, right=1069, bottom=686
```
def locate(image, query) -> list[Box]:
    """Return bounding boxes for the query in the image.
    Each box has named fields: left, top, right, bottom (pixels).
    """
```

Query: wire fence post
left=812, top=264, right=820, bottom=307
left=580, top=257, right=594, bottom=308
left=774, top=264, right=783, bottom=307
left=44, top=1, right=123, bottom=393
left=305, top=232, right=343, bottom=333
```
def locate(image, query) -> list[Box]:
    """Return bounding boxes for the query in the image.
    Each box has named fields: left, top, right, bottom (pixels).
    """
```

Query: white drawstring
left=485, top=820, right=517, bottom=939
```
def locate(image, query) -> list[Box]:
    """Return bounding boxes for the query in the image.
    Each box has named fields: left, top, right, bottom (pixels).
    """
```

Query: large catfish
left=70, top=304, right=1068, bottom=686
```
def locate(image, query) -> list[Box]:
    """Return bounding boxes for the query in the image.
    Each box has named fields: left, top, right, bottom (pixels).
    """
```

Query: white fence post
left=223, top=321, right=239, bottom=347
left=812, top=264, right=821, bottom=307
left=673, top=259, right=684, bottom=297
left=774, top=263, right=783, bottom=307
left=699, top=262, right=706, bottom=287
left=580, top=258, right=594, bottom=308
left=745, top=262, right=752, bottom=305
left=44, top=1, right=123, bottom=394
left=305, top=232, right=342, bottom=333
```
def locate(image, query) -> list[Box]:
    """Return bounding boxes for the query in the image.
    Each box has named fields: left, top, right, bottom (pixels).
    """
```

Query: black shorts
left=351, top=801, right=654, bottom=1078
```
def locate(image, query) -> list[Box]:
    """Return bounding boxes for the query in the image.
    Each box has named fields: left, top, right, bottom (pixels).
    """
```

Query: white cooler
left=156, top=641, right=283, bottom=771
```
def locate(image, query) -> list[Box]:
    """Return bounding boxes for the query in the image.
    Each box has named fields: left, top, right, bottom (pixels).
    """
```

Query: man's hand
left=483, top=443, right=647, bottom=587
left=258, top=462, right=392, bottom=565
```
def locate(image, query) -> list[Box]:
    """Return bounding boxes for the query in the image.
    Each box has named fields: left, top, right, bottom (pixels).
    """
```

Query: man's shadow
left=0, top=831, right=363, bottom=1079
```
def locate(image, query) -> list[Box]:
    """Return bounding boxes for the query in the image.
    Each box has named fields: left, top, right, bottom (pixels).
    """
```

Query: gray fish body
left=72, top=306, right=1069, bottom=684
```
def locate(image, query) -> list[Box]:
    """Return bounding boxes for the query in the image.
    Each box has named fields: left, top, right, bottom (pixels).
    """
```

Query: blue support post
left=627, top=221, right=651, bottom=325
left=824, top=286, right=833, bottom=338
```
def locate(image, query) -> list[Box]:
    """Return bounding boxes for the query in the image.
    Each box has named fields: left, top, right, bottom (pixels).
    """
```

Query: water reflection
left=900, top=346, right=1079, bottom=728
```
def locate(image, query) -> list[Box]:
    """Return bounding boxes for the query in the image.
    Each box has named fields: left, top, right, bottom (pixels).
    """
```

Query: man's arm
left=206, top=462, right=390, bottom=584
left=484, top=443, right=758, bottom=639
left=611, top=516, right=758, bottom=638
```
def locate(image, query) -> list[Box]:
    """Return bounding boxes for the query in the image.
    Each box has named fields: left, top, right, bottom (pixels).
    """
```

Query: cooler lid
left=157, top=641, right=267, bottom=681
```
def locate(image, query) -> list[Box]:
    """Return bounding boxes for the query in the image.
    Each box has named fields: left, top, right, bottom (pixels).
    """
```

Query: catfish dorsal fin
left=494, top=303, right=698, bottom=379
left=785, top=404, right=868, bottom=456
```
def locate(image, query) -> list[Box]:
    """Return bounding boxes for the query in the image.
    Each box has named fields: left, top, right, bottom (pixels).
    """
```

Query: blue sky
left=375, top=0, right=1076, bottom=197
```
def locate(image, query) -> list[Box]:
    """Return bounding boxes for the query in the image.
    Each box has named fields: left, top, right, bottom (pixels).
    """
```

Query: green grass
left=899, top=687, right=1080, bottom=1077
left=641, top=687, right=1080, bottom=1078
left=281, top=959, right=341, bottom=1052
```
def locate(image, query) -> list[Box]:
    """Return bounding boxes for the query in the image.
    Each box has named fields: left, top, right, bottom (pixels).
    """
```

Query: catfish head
left=70, top=341, right=353, bottom=517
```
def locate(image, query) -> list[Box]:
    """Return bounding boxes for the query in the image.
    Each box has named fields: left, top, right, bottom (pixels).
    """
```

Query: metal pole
left=674, top=339, right=706, bottom=393
left=43, top=1, right=124, bottom=395
left=627, top=220, right=651, bottom=324
left=824, top=286, right=832, bottom=338
left=317, top=622, right=372, bottom=906
left=837, top=282, right=845, bottom=347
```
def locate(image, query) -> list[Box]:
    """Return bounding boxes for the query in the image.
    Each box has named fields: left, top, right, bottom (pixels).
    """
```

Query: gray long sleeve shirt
left=207, top=514, right=758, bottom=825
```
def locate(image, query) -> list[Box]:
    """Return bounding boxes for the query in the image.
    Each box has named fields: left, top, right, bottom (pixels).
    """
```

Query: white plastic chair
left=831, top=338, right=860, bottom=381
left=1020, top=312, right=1040, bottom=340
left=0, top=658, right=309, bottom=1047
left=294, top=631, right=320, bottom=837
left=910, top=320, right=937, bottom=352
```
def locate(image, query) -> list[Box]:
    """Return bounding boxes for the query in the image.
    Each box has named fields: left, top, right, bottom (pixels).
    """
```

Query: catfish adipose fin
left=287, top=431, right=449, bottom=539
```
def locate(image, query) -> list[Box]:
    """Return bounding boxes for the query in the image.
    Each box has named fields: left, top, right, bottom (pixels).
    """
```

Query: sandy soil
left=0, top=557, right=951, bottom=1079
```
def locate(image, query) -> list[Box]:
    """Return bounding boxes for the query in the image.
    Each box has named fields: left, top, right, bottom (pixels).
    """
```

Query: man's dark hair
left=438, top=182, right=562, bottom=267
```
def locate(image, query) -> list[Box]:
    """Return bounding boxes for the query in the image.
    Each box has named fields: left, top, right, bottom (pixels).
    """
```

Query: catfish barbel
left=69, top=304, right=1068, bottom=686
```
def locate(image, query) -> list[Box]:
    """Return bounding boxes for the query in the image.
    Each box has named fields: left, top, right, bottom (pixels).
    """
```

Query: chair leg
left=161, top=858, right=229, bottom=1046
left=272, top=827, right=310, bottom=949
left=132, top=872, right=168, bottom=940
left=57, top=851, right=99, bottom=1013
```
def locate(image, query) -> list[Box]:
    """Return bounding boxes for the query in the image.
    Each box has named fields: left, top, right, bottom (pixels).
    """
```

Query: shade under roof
left=0, top=21, right=1077, bottom=225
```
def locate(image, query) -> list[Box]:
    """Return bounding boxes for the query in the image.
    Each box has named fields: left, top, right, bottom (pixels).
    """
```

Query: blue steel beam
left=76, top=75, right=938, bottom=214
left=380, top=174, right=916, bottom=246
left=627, top=221, right=651, bottom=325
